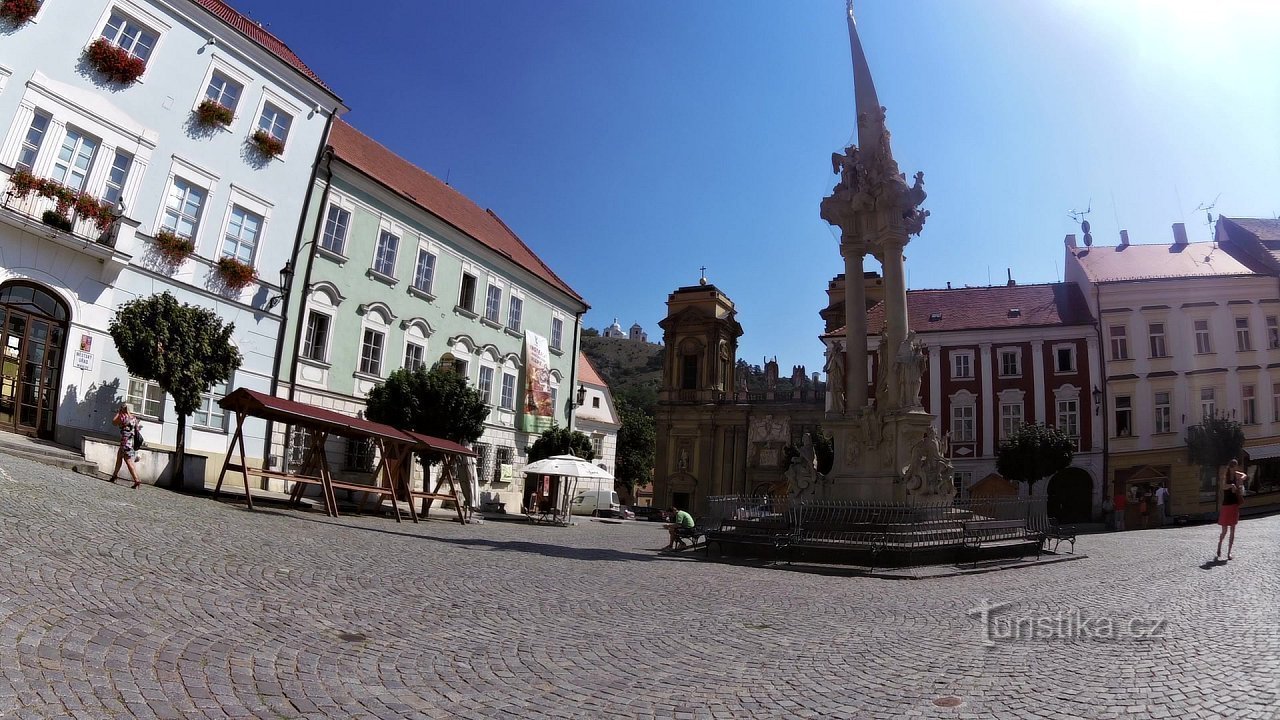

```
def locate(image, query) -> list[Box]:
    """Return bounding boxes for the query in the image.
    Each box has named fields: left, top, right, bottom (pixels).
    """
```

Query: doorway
left=1047, top=467, right=1093, bottom=523
left=0, top=282, right=70, bottom=439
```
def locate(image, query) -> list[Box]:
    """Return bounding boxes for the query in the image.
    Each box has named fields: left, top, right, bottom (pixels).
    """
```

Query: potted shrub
left=215, top=256, right=257, bottom=291
left=84, top=38, right=147, bottom=85
left=0, top=0, right=39, bottom=26
left=194, top=98, right=234, bottom=129
left=41, top=210, right=73, bottom=232
left=248, top=129, right=284, bottom=159
left=153, top=230, right=195, bottom=265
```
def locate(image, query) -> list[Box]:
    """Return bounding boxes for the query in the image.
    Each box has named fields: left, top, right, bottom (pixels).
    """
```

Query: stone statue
left=677, top=447, right=689, bottom=471
left=824, top=342, right=846, bottom=414
left=831, top=146, right=863, bottom=192
left=902, top=425, right=954, bottom=499
left=763, top=357, right=779, bottom=391
left=896, top=332, right=926, bottom=409
left=783, top=433, right=820, bottom=500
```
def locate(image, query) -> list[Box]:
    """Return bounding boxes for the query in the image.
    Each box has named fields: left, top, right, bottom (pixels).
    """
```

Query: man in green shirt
left=664, top=507, right=696, bottom=550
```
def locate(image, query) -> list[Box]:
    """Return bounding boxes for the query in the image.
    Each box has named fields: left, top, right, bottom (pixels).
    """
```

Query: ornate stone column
left=841, top=238, right=868, bottom=413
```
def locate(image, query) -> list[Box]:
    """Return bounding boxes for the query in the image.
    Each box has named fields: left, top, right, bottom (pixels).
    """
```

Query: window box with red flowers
left=153, top=230, right=195, bottom=266
left=8, top=170, right=117, bottom=234
left=215, top=256, right=257, bottom=291
left=84, top=37, right=147, bottom=85
left=194, top=99, right=234, bottom=129
left=0, top=0, right=40, bottom=26
left=248, top=129, right=284, bottom=159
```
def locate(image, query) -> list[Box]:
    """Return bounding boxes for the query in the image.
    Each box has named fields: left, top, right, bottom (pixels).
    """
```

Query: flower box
left=215, top=256, right=257, bottom=291
left=153, top=230, right=195, bottom=265
left=194, top=99, right=234, bottom=129
left=0, top=0, right=40, bottom=25
left=248, top=129, right=285, bottom=159
left=8, top=170, right=117, bottom=233
left=84, top=38, right=146, bottom=85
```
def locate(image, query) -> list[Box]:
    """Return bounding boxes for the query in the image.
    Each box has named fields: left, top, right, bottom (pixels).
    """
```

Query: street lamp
left=576, top=384, right=587, bottom=407
left=266, top=260, right=294, bottom=310
left=1092, top=385, right=1102, bottom=415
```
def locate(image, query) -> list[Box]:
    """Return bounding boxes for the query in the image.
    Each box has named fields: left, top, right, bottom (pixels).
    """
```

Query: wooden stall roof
left=218, top=388, right=412, bottom=443
left=403, top=430, right=476, bottom=457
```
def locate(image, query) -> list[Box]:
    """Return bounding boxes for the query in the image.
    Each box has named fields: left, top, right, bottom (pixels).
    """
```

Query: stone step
left=0, top=433, right=94, bottom=474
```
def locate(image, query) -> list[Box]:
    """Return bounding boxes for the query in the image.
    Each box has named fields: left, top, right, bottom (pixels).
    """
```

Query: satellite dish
left=1080, top=219, right=1091, bottom=234
left=1083, top=232, right=1093, bottom=247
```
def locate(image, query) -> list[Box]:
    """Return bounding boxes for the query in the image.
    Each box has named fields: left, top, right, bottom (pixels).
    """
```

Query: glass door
left=0, top=283, right=70, bottom=439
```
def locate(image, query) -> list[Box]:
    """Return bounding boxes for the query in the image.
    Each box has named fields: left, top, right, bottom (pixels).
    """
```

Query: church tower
left=658, top=277, right=743, bottom=402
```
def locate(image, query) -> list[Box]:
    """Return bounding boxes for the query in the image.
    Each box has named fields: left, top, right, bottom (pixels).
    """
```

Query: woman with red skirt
left=1215, top=459, right=1245, bottom=560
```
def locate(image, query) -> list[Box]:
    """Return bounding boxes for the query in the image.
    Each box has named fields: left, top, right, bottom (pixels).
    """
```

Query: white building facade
left=574, top=352, right=620, bottom=476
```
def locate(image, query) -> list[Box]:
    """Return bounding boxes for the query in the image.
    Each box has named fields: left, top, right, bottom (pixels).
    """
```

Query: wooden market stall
left=399, top=430, right=475, bottom=524
left=212, top=388, right=469, bottom=525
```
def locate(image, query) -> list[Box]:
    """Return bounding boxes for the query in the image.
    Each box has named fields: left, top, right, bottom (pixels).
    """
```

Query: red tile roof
left=1219, top=217, right=1280, bottom=270
left=578, top=352, right=607, bottom=387
left=827, top=282, right=1094, bottom=337
left=191, top=0, right=334, bottom=94
left=1072, top=241, right=1266, bottom=282
left=328, top=120, right=584, bottom=303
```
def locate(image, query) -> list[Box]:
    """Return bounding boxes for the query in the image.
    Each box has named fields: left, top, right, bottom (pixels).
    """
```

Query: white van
left=570, top=488, right=622, bottom=517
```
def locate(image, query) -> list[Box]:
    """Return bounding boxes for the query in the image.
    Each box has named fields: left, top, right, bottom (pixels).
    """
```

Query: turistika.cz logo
left=967, top=599, right=1168, bottom=646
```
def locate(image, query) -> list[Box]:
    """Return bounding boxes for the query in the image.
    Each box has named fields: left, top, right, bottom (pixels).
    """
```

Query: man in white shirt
left=1154, top=483, right=1170, bottom=526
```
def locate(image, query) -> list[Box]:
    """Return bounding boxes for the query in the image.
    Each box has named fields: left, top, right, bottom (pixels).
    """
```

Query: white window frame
left=49, top=126, right=100, bottom=191
left=102, top=148, right=133, bottom=206
left=550, top=314, right=564, bottom=352
left=997, top=347, right=1021, bottom=378
left=999, top=402, right=1023, bottom=440
left=1199, top=387, right=1216, bottom=419
left=1193, top=319, right=1212, bottom=354
left=1273, top=382, right=1280, bottom=423
left=247, top=88, right=300, bottom=160
left=507, top=292, right=524, bottom=333
left=949, top=391, right=976, bottom=443
left=1108, top=324, right=1128, bottom=360
left=192, top=57, right=252, bottom=122
left=1153, top=390, right=1172, bottom=434
left=301, top=310, right=332, bottom=363
left=359, top=327, right=386, bottom=377
left=458, top=270, right=478, bottom=313
left=357, top=307, right=391, bottom=378
left=15, top=110, right=51, bottom=171
left=1148, top=322, right=1167, bottom=358
left=500, top=370, right=517, bottom=411
left=213, top=185, right=272, bottom=265
left=1242, top=384, right=1257, bottom=424
left=1267, top=316, right=1279, bottom=350
left=1052, top=343, right=1077, bottom=373
left=477, top=364, right=496, bottom=405
left=484, top=278, right=503, bottom=324
left=319, top=200, right=352, bottom=257
left=1056, top=398, right=1079, bottom=440
left=402, top=321, right=428, bottom=372
left=193, top=379, right=229, bottom=431
left=404, top=341, right=426, bottom=372
left=127, top=376, right=164, bottom=420
left=153, top=157, right=217, bottom=243
left=371, top=227, right=400, bottom=279
left=1114, top=395, right=1132, bottom=438
left=950, top=350, right=974, bottom=380
left=411, top=244, right=437, bottom=296
left=94, top=3, right=168, bottom=68
left=1235, top=317, right=1252, bottom=352
left=219, top=204, right=264, bottom=264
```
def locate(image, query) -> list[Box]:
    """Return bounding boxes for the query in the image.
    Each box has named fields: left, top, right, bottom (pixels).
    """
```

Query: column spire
left=845, top=0, right=888, bottom=163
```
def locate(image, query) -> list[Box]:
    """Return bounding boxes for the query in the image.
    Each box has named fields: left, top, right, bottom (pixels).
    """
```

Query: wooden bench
left=1044, top=519, right=1076, bottom=554
left=962, top=519, right=1043, bottom=565
left=705, top=516, right=796, bottom=558
left=671, top=523, right=708, bottom=550
left=791, top=520, right=888, bottom=567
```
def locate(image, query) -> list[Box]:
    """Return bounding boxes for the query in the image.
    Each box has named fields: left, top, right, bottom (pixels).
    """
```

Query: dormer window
left=928, top=312, right=942, bottom=322
left=1007, top=308, right=1021, bottom=318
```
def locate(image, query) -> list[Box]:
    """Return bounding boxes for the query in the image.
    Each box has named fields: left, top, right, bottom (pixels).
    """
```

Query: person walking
left=108, top=403, right=142, bottom=489
left=1138, top=492, right=1149, bottom=529
left=1215, top=460, right=1246, bottom=561
left=1154, top=483, right=1170, bottom=526
left=1113, top=487, right=1127, bottom=531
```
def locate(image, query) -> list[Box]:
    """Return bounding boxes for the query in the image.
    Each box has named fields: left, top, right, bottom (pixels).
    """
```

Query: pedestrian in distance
left=1154, top=482, right=1170, bottom=526
left=1215, top=460, right=1246, bottom=561
left=1138, top=492, right=1149, bottom=529
left=108, top=402, right=142, bottom=489
left=664, top=506, right=696, bottom=550
left=1113, top=487, right=1127, bottom=531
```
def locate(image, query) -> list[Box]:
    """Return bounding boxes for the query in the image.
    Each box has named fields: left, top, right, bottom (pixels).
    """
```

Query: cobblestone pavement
left=1, top=454, right=1278, bottom=719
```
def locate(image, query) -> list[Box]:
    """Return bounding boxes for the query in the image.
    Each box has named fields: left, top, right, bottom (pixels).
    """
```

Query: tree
left=995, top=423, right=1075, bottom=491
left=614, top=397, right=655, bottom=495
left=527, top=425, right=595, bottom=463
left=365, top=366, right=489, bottom=466
left=109, top=292, right=241, bottom=489
left=1186, top=413, right=1245, bottom=501
left=581, top=327, right=599, bottom=337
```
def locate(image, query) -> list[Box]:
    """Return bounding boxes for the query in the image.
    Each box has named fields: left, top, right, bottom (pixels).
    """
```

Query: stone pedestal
left=822, top=408, right=935, bottom=503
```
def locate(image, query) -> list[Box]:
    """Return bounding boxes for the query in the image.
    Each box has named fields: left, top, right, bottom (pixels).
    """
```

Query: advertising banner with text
left=520, top=330, right=555, bottom=433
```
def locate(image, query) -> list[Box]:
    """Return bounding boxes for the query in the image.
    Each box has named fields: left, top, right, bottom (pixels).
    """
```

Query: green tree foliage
left=527, top=425, right=595, bottom=463
left=581, top=327, right=599, bottom=337
left=995, top=423, right=1075, bottom=490
left=109, top=292, right=241, bottom=488
left=365, top=366, right=489, bottom=466
left=615, top=397, right=656, bottom=494
left=1186, top=413, right=1245, bottom=483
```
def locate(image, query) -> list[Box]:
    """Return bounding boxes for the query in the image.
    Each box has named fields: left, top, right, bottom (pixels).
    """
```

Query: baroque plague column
left=819, top=2, right=952, bottom=503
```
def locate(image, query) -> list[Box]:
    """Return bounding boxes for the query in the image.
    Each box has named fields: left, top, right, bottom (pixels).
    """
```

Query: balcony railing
left=1, top=187, right=119, bottom=247
left=666, top=388, right=827, bottom=405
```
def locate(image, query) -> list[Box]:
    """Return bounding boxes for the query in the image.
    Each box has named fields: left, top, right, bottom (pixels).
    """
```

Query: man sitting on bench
left=664, top=506, right=696, bottom=550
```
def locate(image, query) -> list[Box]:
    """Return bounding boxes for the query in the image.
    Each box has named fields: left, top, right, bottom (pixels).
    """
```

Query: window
left=477, top=366, right=495, bottom=405
left=1109, top=325, right=1128, bottom=360
left=161, top=177, right=205, bottom=239
left=50, top=128, right=99, bottom=191
left=1054, top=345, right=1076, bottom=373
left=285, top=426, right=312, bottom=472
left=550, top=317, right=564, bottom=351
left=681, top=354, right=698, bottom=390
left=257, top=101, right=291, bottom=144
left=359, top=328, right=385, bottom=376
left=485, top=284, right=502, bottom=323
left=344, top=438, right=374, bottom=472
left=952, top=471, right=972, bottom=498
left=101, top=11, right=157, bottom=62
left=221, top=205, right=262, bottom=263
left=1268, top=316, right=1279, bottom=350
left=204, top=71, right=243, bottom=113
left=1056, top=399, right=1079, bottom=438
left=1114, top=396, right=1132, bottom=437
left=1242, top=385, right=1257, bottom=424
left=998, top=349, right=1020, bottom=377
left=127, top=377, right=164, bottom=419
left=301, top=312, right=330, bottom=362
left=473, top=442, right=491, bottom=484
left=1200, top=387, right=1216, bottom=419
left=1235, top=317, right=1252, bottom=352
left=1148, top=323, right=1167, bottom=358
left=951, top=351, right=973, bottom=379
left=1194, top=319, right=1212, bottom=354
left=500, top=371, right=516, bottom=410
left=412, top=248, right=436, bottom=294
left=592, top=396, right=601, bottom=409
left=591, top=433, right=604, bottom=458
left=404, top=342, right=426, bottom=372
left=452, top=357, right=469, bottom=378
left=372, top=230, right=399, bottom=278
left=1274, top=383, right=1280, bottom=422
left=951, top=404, right=975, bottom=442
left=494, top=446, right=514, bottom=483
left=320, top=205, right=350, bottom=255
left=102, top=150, right=132, bottom=206
left=1000, top=402, right=1023, bottom=440
left=507, top=296, right=523, bottom=332
left=193, top=380, right=227, bottom=430
left=1154, top=391, right=1171, bottom=434
left=458, top=273, right=477, bottom=312
left=16, top=111, right=50, bottom=171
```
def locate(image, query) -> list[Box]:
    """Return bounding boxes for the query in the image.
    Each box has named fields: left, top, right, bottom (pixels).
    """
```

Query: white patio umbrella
left=522, top=455, right=613, bottom=524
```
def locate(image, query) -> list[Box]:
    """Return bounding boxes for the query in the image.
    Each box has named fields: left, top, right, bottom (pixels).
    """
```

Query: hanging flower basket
left=194, top=98, right=234, bottom=129
left=215, top=256, right=257, bottom=291
left=153, top=230, right=195, bottom=265
left=248, top=129, right=284, bottom=159
left=8, top=170, right=117, bottom=232
left=84, top=38, right=146, bottom=85
left=0, top=0, right=40, bottom=25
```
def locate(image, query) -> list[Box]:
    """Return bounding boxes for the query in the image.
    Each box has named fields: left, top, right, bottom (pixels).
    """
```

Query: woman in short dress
left=109, top=403, right=141, bottom=489
left=1215, top=459, right=1245, bottom=560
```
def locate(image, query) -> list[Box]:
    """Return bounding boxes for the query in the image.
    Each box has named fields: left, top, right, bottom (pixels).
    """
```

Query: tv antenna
left=1193, top=194, right=1220, bottom=240
left=1069, top=201, right=1093, bottom=247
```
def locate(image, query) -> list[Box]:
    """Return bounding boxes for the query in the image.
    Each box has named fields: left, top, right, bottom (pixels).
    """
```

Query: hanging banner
left=520, top=330, right=555, bottom=433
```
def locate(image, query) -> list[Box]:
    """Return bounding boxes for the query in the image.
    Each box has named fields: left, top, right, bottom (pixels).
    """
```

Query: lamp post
left=576, top=384, right=587, bottom=408
left=1092, top=385, right=1102, bottom=415
left=266, top=260, right=294, bottom=310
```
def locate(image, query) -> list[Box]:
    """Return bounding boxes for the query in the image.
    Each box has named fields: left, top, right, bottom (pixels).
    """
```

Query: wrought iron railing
left=1, top=188, right=118, bottom=247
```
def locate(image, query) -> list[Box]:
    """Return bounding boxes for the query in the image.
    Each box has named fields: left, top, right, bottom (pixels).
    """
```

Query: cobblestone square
left=1, top=454, right=1277, bottom=719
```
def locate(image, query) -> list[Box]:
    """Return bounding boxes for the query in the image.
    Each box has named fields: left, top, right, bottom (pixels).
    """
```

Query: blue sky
left=234, top=0, right=1280, bottom=372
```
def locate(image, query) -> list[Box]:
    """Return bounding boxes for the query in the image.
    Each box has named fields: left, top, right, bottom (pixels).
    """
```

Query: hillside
left=580, top=336, right=663, bottom=413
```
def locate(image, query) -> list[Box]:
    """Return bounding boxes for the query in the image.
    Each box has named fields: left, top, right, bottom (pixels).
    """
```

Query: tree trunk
left=172, top=413, right=187, bottom=489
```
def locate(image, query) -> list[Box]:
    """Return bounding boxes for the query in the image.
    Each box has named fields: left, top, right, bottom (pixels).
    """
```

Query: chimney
left=1119, top=229, right=1129, bottom=247
left=1006, top=268, right=1015, bottom=287
left=946, top=281, right=952, bottom=290
left=1065, top=233, right=1077, bottom=249
left=1172, top=222, right=1189, bottom=247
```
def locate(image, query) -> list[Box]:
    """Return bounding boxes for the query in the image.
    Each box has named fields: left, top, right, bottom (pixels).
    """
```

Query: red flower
left=215, top=256, right=258, bottom=291
left=195, top=99, right=234, bottom=128
left=84, top=38, right=147, bottom=85
left=153, top=230, right=196, bottom=265
left=249, top=129, right=285, bottom=159
left=0, top=0, right=40, bottom=25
